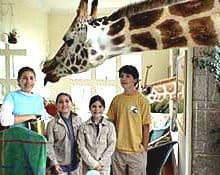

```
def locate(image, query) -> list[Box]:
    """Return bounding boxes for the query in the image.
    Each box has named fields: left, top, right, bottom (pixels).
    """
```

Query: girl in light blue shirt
left=0, top=66, right=45, bottom=128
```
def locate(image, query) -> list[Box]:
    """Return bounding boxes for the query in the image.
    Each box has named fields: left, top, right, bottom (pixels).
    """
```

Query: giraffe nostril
left=91, top=49, right=97, bottom=55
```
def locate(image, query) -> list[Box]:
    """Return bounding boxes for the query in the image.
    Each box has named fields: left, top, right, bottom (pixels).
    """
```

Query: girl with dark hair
left=77, top=95, right=116, bottom=175
left=46, top=92, right=82, bottom=175
left=0, top=66, right=45, bottom=128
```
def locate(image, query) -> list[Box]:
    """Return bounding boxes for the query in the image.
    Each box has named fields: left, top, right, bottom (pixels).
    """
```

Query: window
left=71, top=85, right=91, bottom=121
left=10, top=55, right=29, bottom=79
left=0, top=42, right=27, bottom=103
left=0, top=56, right=6, bottom=79
left=71, top=54, right=142, bottom=121
left=96, top=59, right=116, bottom=80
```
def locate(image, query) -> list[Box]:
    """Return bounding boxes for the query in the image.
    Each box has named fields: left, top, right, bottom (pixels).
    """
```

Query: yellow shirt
left=107, top=91, right=151, bottom=153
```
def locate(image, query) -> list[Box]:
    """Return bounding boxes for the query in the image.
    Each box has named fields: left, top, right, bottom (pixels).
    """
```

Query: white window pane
left=96, top=59, right=116, bottom=80
left=10, top=84, right=18, bottom=92
left=72, top=86, right=91, bottom=121
left=121, top=53, right=142, bottom=76
left=0, top=41, right=5, bottom=49
left=0, top=84, right=4, bottom=104
left=96, top=86, right=116, bottom=114
left=0, top=56, right=6, bottom=78
left=10, top=56, right=30, bottom=79
left=72, top=70, right=91, bottom=80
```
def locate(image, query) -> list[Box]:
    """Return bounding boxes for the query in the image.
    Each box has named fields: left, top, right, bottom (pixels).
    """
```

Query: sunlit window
left=0, top=84, right=4, bottom=104
left=0, top=41, right=5, bottom=49
left=71, top=86, right=91, bottom=121
left=72, top=70, right=91, bottom=80
left=121, top=53, right=142, bottom=76
left=0, top=44, right=27, bottom=99
left=10, top=55, right=29, bottom=79
left=0, top=56, right=6, bottom=79
left=96, top=59, right=116, bottom=80
left=95, top=85, right=116, bottom=114
left=71, top=54, right=142, bottom=121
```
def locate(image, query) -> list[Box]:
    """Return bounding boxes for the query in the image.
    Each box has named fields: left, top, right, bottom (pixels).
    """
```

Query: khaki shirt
left=46, top=112, right=82, bottom=166
left=77, top=117, right=116, bottom=170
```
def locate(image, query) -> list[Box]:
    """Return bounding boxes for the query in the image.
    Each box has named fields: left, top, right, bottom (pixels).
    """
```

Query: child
left=0, top=66, right=45, bottom=128
left=107, top=65, right=151, bottom=175
left=77, top=95, right=116, bottom=175
left=46, top=92, right=81, bottom=175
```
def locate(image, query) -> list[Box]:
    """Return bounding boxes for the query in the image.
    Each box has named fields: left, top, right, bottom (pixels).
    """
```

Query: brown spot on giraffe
left=131, top=47, right=143, bottom=52
left=71, top=56, right=75, bottom=64
left=75, top=45, right=80, bottom=53
left=75, top=58, right=82, bottom=65
left=157, top=19, right=183, bottom=37
left=42, top=59, right=59, bottom=74
left=71, top=66, right=79, bottom=73
left=91, top=49, right=97, bottom=55
left=169, top=0, right=214, bottom=17
left=189, top=17, right=218, bottom=46
left=96, top=55, right=104, bottom=61
left=128, top=9, right=163, bottom=30
left=156, top=19, right=187, bottom=49
left=154, top=86, right=164, bottom=93
left=166, top=84, right=175, bottom=93
left=108, top=18, right=125, bottom=36
left=131, top=32, right=157, bottom=49
left=112, top=35, right=125, bottom=45
left=82, top=60, right=87, bottom=66
left=83, top=48, right=88, bottom=58
left=108, top=10, right=124, bottom=22
left=66, top=60, right=71, bottom=67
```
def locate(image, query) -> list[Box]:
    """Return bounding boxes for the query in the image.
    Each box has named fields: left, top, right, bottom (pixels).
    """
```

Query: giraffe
left=42, top=0, right=220, bottom=85
left=144, top=76, right=183, bottom=103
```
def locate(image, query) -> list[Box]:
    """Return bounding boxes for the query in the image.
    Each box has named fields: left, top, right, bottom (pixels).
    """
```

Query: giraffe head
left=42, top=0, right=107, bottom=85
left=42, top=0, right=220, bottom=85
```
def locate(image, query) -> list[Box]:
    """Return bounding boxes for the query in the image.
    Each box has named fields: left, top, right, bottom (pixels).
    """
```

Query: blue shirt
left=3, top=90, right=44, bottom=128
left=61, top=115, right=78, bottom=172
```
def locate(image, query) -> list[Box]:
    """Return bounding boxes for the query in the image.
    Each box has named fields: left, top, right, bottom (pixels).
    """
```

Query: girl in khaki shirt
left=77, top=95, right=116, bottom=175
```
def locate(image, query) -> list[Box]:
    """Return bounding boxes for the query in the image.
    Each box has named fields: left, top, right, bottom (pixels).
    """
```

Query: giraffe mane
left=109, top=0, right=188, bottom=19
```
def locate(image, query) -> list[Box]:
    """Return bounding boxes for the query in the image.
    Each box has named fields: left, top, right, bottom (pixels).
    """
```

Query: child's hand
left=139, top=143, right=147, bottom=152
left=51, top=165, right=63, bottom=175
left=94, top=163, right=104, bottom=171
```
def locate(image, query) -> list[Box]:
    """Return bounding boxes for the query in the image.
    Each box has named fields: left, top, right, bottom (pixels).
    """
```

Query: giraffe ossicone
left=42, top=0, right=220, bottom=85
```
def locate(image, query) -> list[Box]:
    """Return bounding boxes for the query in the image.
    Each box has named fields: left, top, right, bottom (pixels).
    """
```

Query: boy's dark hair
left=119, top=64, right=139, bottom=82
left=89, top=95, right=105, bottom=108
left=17, top=66, right=36, bottom=81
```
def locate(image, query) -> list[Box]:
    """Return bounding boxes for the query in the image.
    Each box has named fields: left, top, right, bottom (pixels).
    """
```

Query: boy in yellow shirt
left=107, top=65, right=151, bottom=175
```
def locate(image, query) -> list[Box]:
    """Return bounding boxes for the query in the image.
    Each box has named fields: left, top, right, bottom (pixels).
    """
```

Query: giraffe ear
left=90, top=0, right=98, bottom=18
left=76, top=0, right=88, bottom=19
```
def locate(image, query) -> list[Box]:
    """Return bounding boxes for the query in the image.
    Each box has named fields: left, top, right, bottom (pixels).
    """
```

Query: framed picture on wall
left=175, top=48, right=187, bottom=135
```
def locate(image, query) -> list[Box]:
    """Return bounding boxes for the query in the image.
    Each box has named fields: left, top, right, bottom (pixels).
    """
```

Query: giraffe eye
left=66, top=39, right=74, bottom=47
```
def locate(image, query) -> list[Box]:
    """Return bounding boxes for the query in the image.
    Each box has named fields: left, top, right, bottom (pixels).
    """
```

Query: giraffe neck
left=88, top=0, right=219, bottom=59
left=42, top=0, right=220, bottom=84
left=147, top=77, right=178, bottom=103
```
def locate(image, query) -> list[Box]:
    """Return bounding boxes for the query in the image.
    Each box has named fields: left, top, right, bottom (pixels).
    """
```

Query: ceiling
left=40, top=0, right=141, bottom=12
